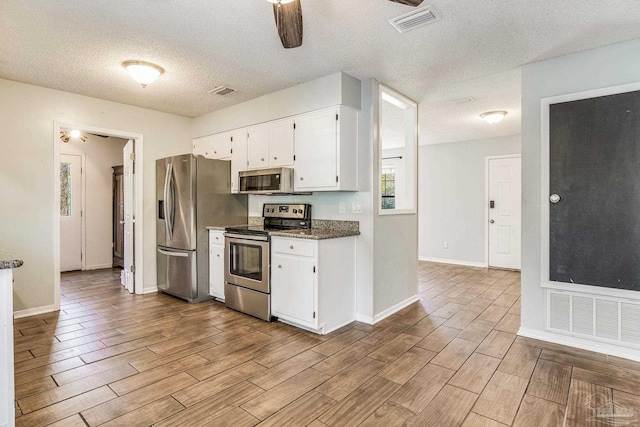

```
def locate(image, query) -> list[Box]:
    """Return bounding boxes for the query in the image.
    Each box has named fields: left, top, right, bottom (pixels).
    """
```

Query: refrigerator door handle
left=164, top=163, right=174, bottom=241
left=157, top=248, right=189, bottom=257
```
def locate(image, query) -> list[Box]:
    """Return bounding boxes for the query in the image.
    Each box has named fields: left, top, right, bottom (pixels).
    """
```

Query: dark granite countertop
left=268, top=228, right=360, bottom=240
left=0, top=249, right=23, bottom=269
left=206, top=219, right=360, bottom=240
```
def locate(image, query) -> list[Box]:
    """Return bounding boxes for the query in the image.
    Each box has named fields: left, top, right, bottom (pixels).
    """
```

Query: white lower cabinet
left=271, top=236, right=356, bottom=334
left=209, top=230, right=225, bottom=300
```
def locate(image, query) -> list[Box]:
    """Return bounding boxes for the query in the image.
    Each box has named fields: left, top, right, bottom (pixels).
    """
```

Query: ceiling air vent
left=389, top=5, right=438, bottom=33
left=208, top=86, right=235, bottom=96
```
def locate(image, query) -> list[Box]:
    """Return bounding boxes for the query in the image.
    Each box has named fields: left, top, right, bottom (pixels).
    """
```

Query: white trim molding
left=419, top=256, right=486, bottom=268
left=85, top=264, right=114, bottom=271
left=356, top=294, right=419, bottom=325
left=53, top=121, right=145, bottom=314
left=518, top=327, right=640, bottom=362
left=14, top=304, right=58, bottom=319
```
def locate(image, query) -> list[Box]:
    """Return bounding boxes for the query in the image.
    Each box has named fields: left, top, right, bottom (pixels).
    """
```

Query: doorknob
left=490, top=219, right=495, bottom=224
left=549, top=194, right=561, bottom=204
left=119, top=220, right=125, bottom=224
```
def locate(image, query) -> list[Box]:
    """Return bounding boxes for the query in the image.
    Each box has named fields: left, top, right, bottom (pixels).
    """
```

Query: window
left=60, top=162, right=72, bottom=216
left=381, top=167, right=396, bottom=210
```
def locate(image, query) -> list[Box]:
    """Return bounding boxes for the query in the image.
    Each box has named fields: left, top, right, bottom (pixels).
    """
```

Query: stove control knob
left=293, top=209, right=298, bottom=213
left=299, top=209, right=304, bottom=215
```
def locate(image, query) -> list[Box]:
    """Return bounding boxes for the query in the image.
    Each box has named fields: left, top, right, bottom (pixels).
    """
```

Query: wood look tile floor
left=13, top=263, right=640, bottom=426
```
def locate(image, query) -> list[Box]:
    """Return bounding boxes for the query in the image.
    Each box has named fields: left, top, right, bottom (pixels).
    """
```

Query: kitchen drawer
left=272, top=237, right=315, bottom=257
left=209, top=230, right=225, bottom=246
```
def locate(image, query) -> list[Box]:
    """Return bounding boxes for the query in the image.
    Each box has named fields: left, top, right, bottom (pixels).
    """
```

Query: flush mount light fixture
left=122, top=60, right=164, bottom=88
left=60, top=129, right=87, bottom=143
left=480, top=110, right=508, bottom=124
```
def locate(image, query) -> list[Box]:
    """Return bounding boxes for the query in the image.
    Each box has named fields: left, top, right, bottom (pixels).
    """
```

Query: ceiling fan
left=268, top=0, right=424, bottom=49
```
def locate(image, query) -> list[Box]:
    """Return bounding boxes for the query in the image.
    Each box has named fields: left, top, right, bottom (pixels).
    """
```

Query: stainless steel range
left=224, top=203, right=311, bottom=321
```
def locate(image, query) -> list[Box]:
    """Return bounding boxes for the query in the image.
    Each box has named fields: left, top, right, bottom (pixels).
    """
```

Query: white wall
left=371, top=79, right=419, bottom=318
left=61, top=135, right=128, bottom=270
left=521, top=39, right=640, bottom=333
left=419, top=134, right=521, bottom=265
left=0, top=78, right=192, bottom=312
left=192, top=72, right=361, bottom=137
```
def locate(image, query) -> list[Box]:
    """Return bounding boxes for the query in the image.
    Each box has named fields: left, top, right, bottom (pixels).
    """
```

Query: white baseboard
left=84, top=263, right=113, bottom=271
left=419, top=256, right=486, bottom=268
left=355, top=313, right=374, bottom=324
left=355, top=294, right=420, bottom=325
left=141, top=287, right=158, bottom=295
left=518, top=327, right=640, bottom=362
left=14, top=304, right=58, bottom=319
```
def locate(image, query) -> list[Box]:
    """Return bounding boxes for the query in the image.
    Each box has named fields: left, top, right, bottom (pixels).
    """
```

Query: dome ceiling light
left=122, top=60, right=165, bottom=88
left=480, top=111, right=508, bottom=124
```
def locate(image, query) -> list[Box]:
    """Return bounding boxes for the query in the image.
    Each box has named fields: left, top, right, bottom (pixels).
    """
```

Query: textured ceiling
left=1, top=1, right=640, bottom=143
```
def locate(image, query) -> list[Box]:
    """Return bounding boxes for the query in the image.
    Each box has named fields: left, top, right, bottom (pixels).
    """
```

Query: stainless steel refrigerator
left=156, top=154, right=247, bottom=303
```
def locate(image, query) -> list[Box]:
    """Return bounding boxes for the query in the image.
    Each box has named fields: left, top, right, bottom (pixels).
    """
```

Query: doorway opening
left=54, top=122, right=144, bottom=311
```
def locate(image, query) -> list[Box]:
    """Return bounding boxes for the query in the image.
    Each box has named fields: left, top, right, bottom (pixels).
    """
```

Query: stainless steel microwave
left=238, top=167, right=294, bottom=194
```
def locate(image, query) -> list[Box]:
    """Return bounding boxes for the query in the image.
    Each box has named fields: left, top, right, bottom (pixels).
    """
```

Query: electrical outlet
left=352, top=202, right=363, bottom=213
left=443, top=241, right=448, bottom=249
left=339, top=202, right=346, bottom=214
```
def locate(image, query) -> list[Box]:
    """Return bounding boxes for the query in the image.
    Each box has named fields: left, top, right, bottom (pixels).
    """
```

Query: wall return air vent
left=208, top=86, right=235, bottom=96
left=389, top=5, right=439, bottom=33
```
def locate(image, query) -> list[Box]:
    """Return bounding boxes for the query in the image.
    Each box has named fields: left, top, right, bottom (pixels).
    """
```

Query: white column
left=0, top=269, right=15, bottom=427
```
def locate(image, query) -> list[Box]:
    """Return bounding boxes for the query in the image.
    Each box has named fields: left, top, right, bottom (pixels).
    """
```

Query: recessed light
left=122, top=60, right=165, bottom=88
left=480, top=111, right=507, bottom=124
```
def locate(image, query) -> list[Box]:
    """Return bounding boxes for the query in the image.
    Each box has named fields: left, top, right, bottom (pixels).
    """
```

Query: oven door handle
left=224, top=233, right=269, bottom=242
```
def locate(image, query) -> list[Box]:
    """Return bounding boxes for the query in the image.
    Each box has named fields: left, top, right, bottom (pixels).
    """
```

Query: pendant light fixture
left=480, top=111, right=508, bottom=124
left=122, top=60, right=165, bottom=88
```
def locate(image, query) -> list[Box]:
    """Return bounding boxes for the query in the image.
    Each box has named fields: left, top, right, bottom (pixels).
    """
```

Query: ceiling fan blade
left=273, top=0, right=303, bottom=49
left=388, top=0, right=424, bottom=6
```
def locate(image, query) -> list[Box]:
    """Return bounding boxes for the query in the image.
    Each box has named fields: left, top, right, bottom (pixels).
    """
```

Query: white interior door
left=488, top=156, right=521, bottom=269
left=60, top=154, right=83, bottom=272
left=122, top=140, right=135, bottom=293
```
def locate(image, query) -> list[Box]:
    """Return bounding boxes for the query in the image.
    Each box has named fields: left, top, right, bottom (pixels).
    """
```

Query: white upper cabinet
left=247, top=124, right=270, bottom=169
left=194, top=104, right=358, bottom=192
left=230, top=129, right=248, bottom=193
left=247, top=120, right=294, bottom=170
left=294, top=106, right=358, bottom=192
left=193, top=136, right=211, bottom=158
left=193, top=133, right=231, bottom=160
left=269, top=118, right=295, bottom=167
left=210, top=132, right=233, bottom=159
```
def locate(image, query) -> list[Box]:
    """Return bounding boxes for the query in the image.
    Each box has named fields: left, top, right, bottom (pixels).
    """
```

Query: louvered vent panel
left=620, top=302, right=640, bottom=345
left=549, top=293, right=570, bottom=331
left=572, top=296, right=593, bottom=336
left=389, top=6, right=438, bottom=33
left=595, top=299, right=619, bottom=340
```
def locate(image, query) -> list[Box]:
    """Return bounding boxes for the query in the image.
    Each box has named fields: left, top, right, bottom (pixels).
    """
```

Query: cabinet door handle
left=278, top=264, right=282, bottom=268
left=300, top=177, right=304, bottom=181
left=273, top=157, right=277, bottom=160
left=217, top=254, right=220, bottom=257
left=261, top=158, right=264, bottom=161
left=214, top=151, right=217, bottom=154
left=290, top=245, right=294, bottom=249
